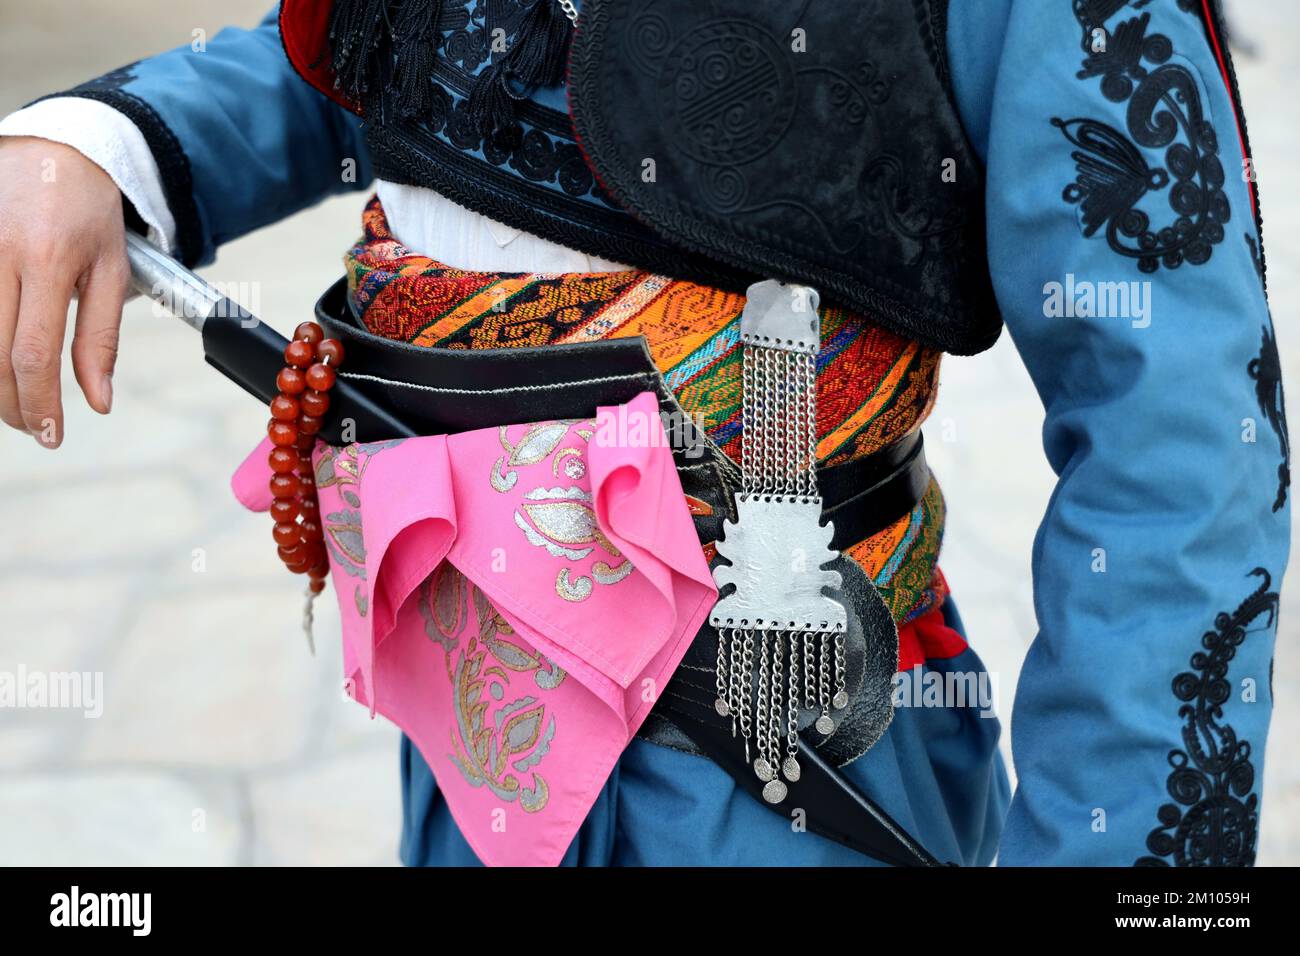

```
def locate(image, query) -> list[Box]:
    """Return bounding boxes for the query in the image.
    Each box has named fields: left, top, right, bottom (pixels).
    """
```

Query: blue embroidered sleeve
left=45, top=7, right=372, bottom=266
left=947, top=0, right=1289, bottom=864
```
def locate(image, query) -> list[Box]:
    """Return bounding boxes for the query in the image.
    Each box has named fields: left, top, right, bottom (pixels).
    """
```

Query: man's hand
left=0, top=136, right=129, bottom=447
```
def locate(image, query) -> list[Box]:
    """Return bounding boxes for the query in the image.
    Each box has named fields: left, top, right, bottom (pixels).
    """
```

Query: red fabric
left=896, top=601, right=968, bottom=672
left=279, top=0, right=360, bottom=115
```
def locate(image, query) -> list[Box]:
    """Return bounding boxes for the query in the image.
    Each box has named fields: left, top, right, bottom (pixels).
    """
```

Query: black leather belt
left=307, top=277, right=946, bottom=865
left=311, top=277, right=930, bottom=551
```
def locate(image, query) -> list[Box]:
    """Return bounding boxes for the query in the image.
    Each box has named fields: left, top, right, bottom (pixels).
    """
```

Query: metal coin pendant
left=715, top=698, right=730, bottom=717
left=815, top=714, right=835, bottom=735
left=832, top=690, right=849, bottom=710
left=782, top=756, right=802, bottom=782
left=762, top=779, right=789, bottom=804
left=754, top=757, right=774, bottom=782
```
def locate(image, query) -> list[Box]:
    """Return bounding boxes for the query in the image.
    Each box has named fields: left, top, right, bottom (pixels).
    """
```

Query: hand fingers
left=12, top=269, right=74, bottom=448
left=71, top=245, right=128, bottom=415
left=0, top=268, right=20, bottom=430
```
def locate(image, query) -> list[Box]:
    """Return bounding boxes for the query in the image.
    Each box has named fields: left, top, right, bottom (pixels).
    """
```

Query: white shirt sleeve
left=0, top=99, right=630, bottom=273
left=0, top=97, right=177, bottom=254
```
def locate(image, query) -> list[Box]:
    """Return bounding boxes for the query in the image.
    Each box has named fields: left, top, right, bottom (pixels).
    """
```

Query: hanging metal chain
left=755, top=631, right=771, bottom=779
left=556, top=0, right=580, bottom=26
left=739, top=317, right=819, bottom=502
left=711, top=280, right=847, bottom=804
left=803, top=629, right=815, bottom=710
left=728, top=628, right=743, bottom=737
left=715, top=627, right=730, bottom=717
left=763, top=633, right=789, bottom=801
left=770, top=349, right=782, bottom=491
left=815, top=630, right=834, bottom=735
left=740, top=631, right=755, bottom=762
left=790, top=350, right=804, bottom=494
left=801, top=345, right=818, bottom=496
left=785, top=634, right=802, bottom=781
left=742, top=344, right=757, bottom=498
left=770, top=633, right=785, bottom=765
left=761, top=346, right=776, bottom=494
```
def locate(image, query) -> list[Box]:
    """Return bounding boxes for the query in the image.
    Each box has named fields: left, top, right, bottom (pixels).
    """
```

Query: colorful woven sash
left=344, top=197, right=948, bottom=629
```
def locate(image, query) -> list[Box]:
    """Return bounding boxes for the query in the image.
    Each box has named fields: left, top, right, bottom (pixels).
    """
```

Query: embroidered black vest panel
left=362, top=0, right=1002, bottom=355
left=569, top=0, right=1000, bottom=355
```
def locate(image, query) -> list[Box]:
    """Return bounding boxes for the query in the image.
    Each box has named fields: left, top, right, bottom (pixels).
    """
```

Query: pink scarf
left=232, top=392, right=716, bottom=865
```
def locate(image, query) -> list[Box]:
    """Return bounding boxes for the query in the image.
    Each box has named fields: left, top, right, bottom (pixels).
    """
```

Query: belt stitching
left=339, top=370, right=654, bottom=395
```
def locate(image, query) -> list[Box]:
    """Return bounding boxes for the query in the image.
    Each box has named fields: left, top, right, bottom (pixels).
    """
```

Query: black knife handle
left=201, top=300, right=417, bottom=445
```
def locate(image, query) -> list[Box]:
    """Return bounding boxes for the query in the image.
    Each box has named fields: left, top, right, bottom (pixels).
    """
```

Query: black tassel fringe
left=391, top=0, right=442, bottom=119
left=465, top=61, right=523, bottom=144
left=502, top=0, right=572, bottom=90
left=324, top=0, right=572, bottom=131
left=328, top=0, right=392, bottom=104
left=466, top=0, right=574, bottom=141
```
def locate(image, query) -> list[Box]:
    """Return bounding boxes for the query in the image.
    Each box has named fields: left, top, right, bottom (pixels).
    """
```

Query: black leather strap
left=665, top=704, right=945, bottom=867
left=314, top=277, right=667, bottom=436
left=823, top=430, right=929, bottom=550
left=312, top=277, right=930, bottom=550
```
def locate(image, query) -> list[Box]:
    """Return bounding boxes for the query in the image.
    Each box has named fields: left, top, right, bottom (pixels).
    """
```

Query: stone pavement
left=0, top=0, right=1295, bottom=866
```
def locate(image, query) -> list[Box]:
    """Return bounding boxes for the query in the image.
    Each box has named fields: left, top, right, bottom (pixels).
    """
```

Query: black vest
left=354, top=0, right=1001, bottom=355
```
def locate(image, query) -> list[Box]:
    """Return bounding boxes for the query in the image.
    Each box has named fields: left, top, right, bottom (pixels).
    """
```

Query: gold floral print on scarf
left=419, top=563, right=566, bottom=813
left=315, top=439, right=408, bottom=619
left=491, top=418, right=636, bottom=602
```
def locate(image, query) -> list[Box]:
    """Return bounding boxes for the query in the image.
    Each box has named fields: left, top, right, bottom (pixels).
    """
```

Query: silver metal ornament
left=710, top=497, right=847, bottom=634
left=705, top=279, right=854, bottom=808
left=762, top=779, right=789, bottom=804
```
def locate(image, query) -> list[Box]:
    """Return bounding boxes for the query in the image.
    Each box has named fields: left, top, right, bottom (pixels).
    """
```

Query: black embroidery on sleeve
left=1248, top=320, right=1290, bottom=512
left=1055, top=8, right=1230, bottom=273
left=1072, top=1, right=1143, bottom=50
left=1246, top=233, right=1264, bottom=286
left=74, top=61, right=141, bottom=92
left=1135, top=568, right=1278, bottom=867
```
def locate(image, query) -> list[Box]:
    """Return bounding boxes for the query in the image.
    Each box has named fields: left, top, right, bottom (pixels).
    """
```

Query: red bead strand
left=265, top=323, right=344, bottom=602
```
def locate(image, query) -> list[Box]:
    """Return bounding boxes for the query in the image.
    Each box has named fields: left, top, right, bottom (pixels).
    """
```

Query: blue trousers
left=399, top=600, right=1010, bottom=866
